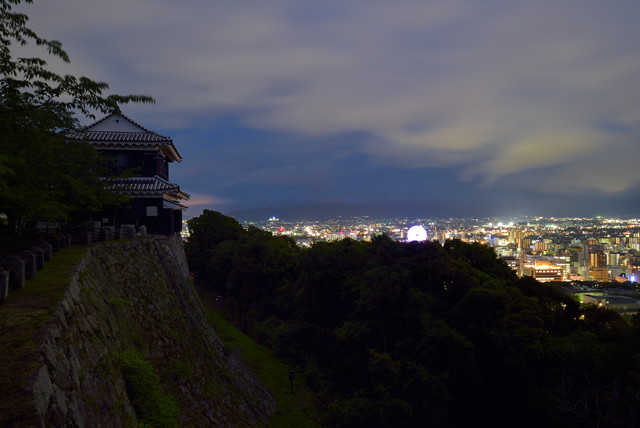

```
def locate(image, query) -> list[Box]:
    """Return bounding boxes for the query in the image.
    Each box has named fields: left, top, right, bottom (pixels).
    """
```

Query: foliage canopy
left=0, top=0, right=153, bottom=230
left=188, top=210, right=640, bottom=427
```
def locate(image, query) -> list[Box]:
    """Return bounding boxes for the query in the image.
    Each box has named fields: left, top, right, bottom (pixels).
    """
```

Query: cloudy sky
left=20, top=0, right=640, bottom=218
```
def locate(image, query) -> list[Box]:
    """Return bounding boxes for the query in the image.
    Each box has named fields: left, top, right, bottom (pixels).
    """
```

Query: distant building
left=295, top=237, right=314, bottom=248
left=627, top=257, right=640, bottom=282
left=521, top=259, right=563, bottom=282
left=608, top=252, right=622, bottom=266
left=534, top=241, right=549, bottom=253
left=501, top=256, right=519, bottom=276
left=583, top=295, right=640, bottom=314
left=589, top=267, right=610, bottom=283
left=67, top=109, right=189, bottom=235
left=326, top=230, right=357, bottom=241
left=589, top=251, right=607, bottom=268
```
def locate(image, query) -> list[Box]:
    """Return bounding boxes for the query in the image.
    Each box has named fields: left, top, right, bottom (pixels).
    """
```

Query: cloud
left=20, top=0, right=640, bottom=212
left=478, top=130, right=603, bottom=182
left=182, top=192, right=230, bottom=219
left=187, top=193, right=229, bottom=207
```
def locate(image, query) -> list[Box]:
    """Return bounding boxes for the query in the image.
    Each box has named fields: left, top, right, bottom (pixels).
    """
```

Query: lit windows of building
left=608, top=252, right=622, bottom=266
left=554, top=256, right=571, bottom=281
left=501, top=256, right=519, bottom=276
left=521, top=259, right=563, bottom=282
left=589, top=251, right=607, bottom=268
left=534, top=241, right=549, bottom=253
left=627, top=257, right=640, bottom=282
left=589, top=267, right=609, bottom=283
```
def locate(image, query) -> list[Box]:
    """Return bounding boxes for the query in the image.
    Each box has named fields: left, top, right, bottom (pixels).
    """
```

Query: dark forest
left=187, top=210, right=640, bottom=427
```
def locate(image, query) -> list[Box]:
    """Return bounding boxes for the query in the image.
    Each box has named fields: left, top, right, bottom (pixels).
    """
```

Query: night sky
left=21, top=1, right=640, bottom=219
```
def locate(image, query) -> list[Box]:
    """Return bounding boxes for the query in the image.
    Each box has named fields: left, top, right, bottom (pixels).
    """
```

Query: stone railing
left=0, top=240, right=53, bottom=303
left=0, top=223, right=148, bottom=304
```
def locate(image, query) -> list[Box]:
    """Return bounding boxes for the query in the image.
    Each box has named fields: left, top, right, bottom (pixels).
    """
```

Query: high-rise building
left=589, top=267, right=609, bottom=282
left=589, top=251, right=607, bottom=268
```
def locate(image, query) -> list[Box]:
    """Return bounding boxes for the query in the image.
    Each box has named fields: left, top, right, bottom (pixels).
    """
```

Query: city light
left=406, top=225, right=428, bottom=242
left=235, top=216, right=640, bottom=291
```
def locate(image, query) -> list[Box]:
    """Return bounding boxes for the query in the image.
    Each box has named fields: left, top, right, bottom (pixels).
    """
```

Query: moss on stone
left=118, top=347, right=179, bottom=428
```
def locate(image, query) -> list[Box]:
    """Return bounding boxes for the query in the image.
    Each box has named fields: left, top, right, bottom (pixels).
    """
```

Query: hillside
left=2, top=235, right=275, bottom=427
left=187, top=210, right=640, bottom=427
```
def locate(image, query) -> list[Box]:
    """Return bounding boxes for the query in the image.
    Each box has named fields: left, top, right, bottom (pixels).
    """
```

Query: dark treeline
left=187, top=210, right=640, bottom=427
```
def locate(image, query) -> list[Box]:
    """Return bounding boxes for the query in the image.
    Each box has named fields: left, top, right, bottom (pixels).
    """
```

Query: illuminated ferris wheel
left=406, top=225, right=428, bottom=242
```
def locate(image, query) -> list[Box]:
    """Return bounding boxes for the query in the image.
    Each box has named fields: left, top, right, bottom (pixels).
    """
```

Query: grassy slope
left=198, top=289, right=320, bottom=427
left=0, top=245, right=319, bottom=427
left=0, top=245, right=88, bottom=427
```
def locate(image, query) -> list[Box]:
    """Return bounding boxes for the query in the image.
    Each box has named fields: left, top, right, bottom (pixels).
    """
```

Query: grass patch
left=118, top=347, right=179, bottom=428
left=108, top=297, right=127, bottom=307
left=198, top=288, right=320, bottom=427
left=0, top=245, right=88, bottom=427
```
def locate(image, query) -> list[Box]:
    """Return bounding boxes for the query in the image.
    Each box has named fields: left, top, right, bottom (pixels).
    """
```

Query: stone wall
left=27, top=235, right=275, bottom=427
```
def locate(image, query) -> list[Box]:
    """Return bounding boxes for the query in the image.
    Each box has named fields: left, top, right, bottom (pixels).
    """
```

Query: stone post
left=38, top=241, right=53, bottom=261
left=30, top=246, right=45, bottom=270
left=48, top=236, right=62, bottom=252
left=1, top=256, right=25, bottom=289
left=121, top=224, right=136, bottom=239
left=0, top=267, right=8, bottom=303
left=85, top=221, right=100, bottom=242
left=18, top=250, right=36, bottom=279
left=101, top=226, right=115, bottom=241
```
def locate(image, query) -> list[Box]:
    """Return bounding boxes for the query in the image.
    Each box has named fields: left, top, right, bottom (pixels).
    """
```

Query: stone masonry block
left=0, top=267, right=8, bottom=303
left=1, top=256, right=25, bottom=289
left=30, top=246, right=45, bottom=270
left=38, top=241, right=53, bottom=261
left=18, top=250, right=36, bottom=279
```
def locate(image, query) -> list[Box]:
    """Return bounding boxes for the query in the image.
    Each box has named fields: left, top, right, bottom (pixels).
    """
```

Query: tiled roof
left=65, top=111, right=182, bottom=162
left=104, top=175, right=190, bottom=199
left=86, top=110, right=165, bottom=136
left=65, top=130, right=172, bottom=143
